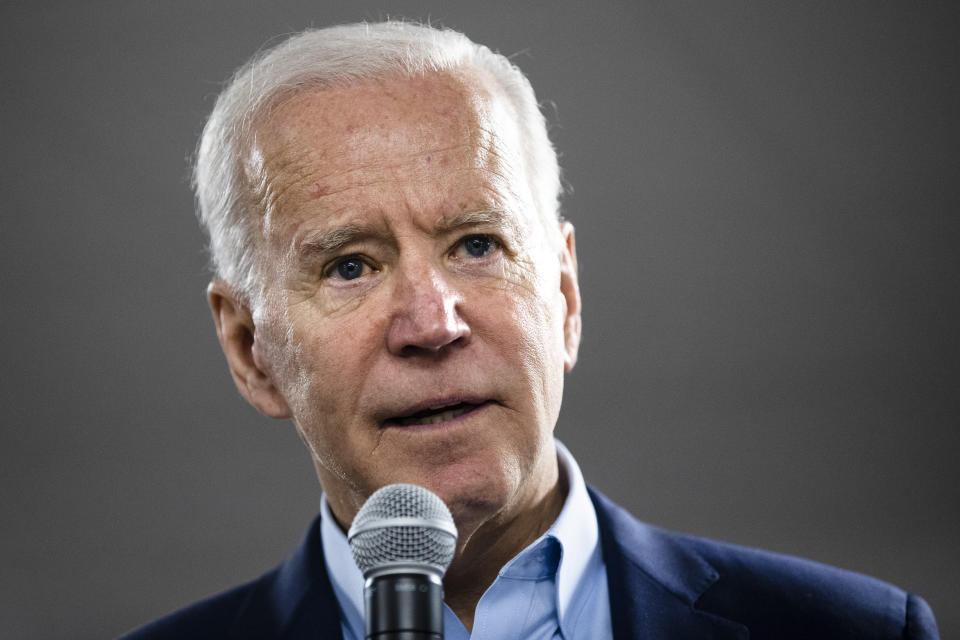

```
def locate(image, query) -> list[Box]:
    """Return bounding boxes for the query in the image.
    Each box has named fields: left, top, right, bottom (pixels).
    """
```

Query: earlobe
left=207, top=280, right=292, bottom=419
left=558, top=222, right=582, bottom=372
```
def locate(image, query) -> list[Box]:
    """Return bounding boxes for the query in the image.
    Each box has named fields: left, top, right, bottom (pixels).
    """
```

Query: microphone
left=348, top=484, right=458, bottom=640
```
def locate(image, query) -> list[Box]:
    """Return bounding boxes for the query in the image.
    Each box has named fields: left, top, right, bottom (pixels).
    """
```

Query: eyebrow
left=441, top=208, right=524, bottom=240
left=296, top=208, right=524, bottom=262
left=297, top=224, right=374, bottom=257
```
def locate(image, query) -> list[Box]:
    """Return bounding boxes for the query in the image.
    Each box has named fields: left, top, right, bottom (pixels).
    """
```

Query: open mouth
left=384, top=401, right=487, bottom=428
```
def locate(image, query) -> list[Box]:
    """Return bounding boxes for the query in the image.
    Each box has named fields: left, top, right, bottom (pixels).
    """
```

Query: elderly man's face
left=216, top=69, right=580, bottom=528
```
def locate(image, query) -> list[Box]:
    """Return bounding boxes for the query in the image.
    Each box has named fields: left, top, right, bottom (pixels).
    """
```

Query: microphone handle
left=365, top=572, right=444, bottom=640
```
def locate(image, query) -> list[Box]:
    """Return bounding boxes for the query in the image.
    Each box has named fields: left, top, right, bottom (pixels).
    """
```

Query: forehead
left=246, top=69, right=532, bottom=234
left=258, top=68, right=503, bottom=162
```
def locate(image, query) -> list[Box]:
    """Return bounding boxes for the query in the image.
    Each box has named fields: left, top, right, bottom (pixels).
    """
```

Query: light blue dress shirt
left=320, top=440, right=612, bottom=640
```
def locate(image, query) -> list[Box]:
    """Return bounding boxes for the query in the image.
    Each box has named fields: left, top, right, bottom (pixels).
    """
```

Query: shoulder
left=587, top=486, right=939, bottom=639
left=682, top=532, right=938, bottom=639
left=117, top=515, right=343, bottom=639
left=117, top=570, right=276, bottom=640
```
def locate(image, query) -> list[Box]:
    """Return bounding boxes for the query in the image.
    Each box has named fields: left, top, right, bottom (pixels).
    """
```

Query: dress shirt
left=320, top=439, right=612, bottom=639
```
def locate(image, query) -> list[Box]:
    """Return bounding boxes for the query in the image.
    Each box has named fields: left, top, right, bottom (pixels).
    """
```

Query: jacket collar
left=588, top=486, right=749, bottom=640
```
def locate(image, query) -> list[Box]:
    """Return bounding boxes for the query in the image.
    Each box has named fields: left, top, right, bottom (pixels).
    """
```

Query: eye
left=331, top=256, right=366, bottom=280
left=458, top=234, right=496, bottom=259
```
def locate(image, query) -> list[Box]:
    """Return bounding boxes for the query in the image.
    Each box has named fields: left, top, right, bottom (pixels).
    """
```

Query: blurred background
left=2, top=2, right=957, bottom=638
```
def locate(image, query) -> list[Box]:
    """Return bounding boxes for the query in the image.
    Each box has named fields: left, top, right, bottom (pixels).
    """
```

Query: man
left=123, top=22, right=939, bottom=639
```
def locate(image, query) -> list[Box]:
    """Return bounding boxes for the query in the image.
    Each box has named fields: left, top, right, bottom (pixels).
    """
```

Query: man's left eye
left=458, top=234, right=495, bottom=258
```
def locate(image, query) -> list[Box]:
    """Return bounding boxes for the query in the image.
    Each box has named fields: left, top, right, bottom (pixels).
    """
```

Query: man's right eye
left=331, top=256, right=366, bottom=280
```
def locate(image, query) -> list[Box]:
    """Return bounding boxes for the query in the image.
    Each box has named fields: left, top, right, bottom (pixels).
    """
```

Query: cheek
left=274, top=309, right=379, bottom=451
left=486, top=257, right=567, bottom=401
left=517, top=297, right=567, bottom=408
left=513, top=253, right=566, bottom=351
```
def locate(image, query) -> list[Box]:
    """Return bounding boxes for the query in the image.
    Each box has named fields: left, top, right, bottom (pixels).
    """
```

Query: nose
left=386, top=264, right=471, bottom=357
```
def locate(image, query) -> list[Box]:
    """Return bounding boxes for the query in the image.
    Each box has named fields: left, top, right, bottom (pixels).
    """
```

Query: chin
left=394, top=458, right=518, bottom=526
left=426, top=459, right=558, bottom=559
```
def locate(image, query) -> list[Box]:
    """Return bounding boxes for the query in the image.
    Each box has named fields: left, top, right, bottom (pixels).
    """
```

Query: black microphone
left=347, top=484, right=458, bottom=640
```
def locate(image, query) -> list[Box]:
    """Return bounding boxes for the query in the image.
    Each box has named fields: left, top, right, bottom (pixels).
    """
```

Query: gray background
left=2, top=2, right=957, bottom=638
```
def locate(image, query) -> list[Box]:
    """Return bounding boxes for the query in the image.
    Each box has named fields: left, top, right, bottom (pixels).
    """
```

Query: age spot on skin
left=309, top=181, right=331, bottom=198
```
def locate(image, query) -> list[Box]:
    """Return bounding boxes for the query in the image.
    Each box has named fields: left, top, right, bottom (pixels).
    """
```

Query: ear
left=207, top=279, right=292, bottom=418
left=558, top=221, right=582, bottom=372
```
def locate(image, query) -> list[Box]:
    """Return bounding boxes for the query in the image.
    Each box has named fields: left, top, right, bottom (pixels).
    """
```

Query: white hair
left=193, top=21, right=563, bottom=302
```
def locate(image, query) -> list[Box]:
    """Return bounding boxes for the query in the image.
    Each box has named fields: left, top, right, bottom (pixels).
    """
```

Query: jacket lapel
left=589, top=487, right=749, bottom=640
left=229, top=516, right=344, bottom=639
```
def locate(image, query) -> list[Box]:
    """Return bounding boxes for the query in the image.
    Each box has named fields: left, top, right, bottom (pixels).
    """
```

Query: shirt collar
left=320, top=492, right=365, bottom=640
left=320, top=439, right=600, bottom=637
left=548, top=439, right=601, bottom=627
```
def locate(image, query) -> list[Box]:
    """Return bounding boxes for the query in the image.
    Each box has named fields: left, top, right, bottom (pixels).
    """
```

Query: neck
left=441, top=463, right=568, bottom=631
left=321, top=451, right=568, bottom=633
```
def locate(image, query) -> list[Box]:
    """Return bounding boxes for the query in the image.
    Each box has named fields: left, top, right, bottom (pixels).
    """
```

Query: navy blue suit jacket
left=120, top=487, right=939, bottom=639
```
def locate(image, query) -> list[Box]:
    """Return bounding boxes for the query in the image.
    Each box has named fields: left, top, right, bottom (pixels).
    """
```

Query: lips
left=383, top=397, right=490, bottom=428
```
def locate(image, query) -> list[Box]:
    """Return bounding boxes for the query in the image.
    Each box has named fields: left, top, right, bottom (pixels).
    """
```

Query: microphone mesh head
left=348, top=483, right=457, bottom=577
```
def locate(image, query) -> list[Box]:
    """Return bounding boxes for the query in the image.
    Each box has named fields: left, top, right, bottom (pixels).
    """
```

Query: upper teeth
left=396, top=404, right=474, bottom=426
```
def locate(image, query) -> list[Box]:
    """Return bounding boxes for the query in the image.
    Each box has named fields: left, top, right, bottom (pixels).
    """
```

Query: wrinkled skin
left=208, top=68, right=581, bottom=627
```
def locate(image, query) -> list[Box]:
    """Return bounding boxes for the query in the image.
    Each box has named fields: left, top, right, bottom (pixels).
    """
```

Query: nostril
left=397, top=335, right=466, bottom=358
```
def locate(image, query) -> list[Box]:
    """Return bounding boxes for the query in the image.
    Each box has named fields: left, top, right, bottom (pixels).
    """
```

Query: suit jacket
left=120, top=487, right=939, bottom=639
